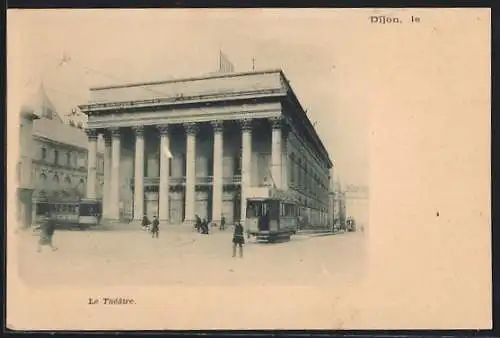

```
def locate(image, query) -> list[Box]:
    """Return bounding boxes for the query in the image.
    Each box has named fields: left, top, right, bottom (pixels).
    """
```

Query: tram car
left=245, top=197, right=299, bottom=242
left=34, top=199, right=102, bottom=230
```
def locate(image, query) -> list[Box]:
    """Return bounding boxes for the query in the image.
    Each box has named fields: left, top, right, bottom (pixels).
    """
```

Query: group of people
left=141, top=215, right=160, bottom=238
left=35, top=211, right=244, bottom=258
left=142, top=213, right=245, bottom=258
left=193, top=214, right=227, bottom=233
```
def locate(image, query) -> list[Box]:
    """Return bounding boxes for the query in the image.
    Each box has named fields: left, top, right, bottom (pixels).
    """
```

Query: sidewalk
left=296, top=228, right=345, bottom=237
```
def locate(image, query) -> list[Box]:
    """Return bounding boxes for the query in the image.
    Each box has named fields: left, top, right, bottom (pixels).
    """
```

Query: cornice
left=90, top=69, right=284, bottom=91
left=79, top=89, right=286, bottom=114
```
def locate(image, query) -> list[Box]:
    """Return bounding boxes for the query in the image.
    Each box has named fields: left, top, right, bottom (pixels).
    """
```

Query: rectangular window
left=54, top=150, right=59, bottom=165
left=66, top=152, right=71, bottom=166
left=41, top=147, right=47, bottom=161
left=77, top=154, right=86, bottom=168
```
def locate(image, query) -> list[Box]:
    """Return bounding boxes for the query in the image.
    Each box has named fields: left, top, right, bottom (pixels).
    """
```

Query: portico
left=79, top=70, right=333, bottom=227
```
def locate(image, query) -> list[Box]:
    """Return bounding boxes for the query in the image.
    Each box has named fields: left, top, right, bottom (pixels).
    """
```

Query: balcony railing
left=169, top=177, right=186, bottom=185
left=130, top=175, right=243, bottom=187
left=196, top=176, right=213, bottom=185
left=223, top=175, right=241, bottom=184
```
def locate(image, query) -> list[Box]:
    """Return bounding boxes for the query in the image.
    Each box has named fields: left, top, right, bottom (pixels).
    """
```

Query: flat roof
left=86, top=69, right=332, bottom=167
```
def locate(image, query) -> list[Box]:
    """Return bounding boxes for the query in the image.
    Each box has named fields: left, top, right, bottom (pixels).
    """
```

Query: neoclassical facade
left=79, top=69, right=333, bottom=226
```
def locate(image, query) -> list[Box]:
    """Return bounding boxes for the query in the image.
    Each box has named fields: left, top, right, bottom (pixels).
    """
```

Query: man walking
left=232, top=221, right=245, bottom=258
left=151, top=216, right=159, bottom=239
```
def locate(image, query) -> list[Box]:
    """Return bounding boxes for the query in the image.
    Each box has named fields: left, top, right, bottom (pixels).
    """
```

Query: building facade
left=27, top=83, right=105, bottom=207
left=79, top=70, right=333, bottom=226
left=31, top=118, right=105, bottom=201
left=17, top=105, right=39, bottom=228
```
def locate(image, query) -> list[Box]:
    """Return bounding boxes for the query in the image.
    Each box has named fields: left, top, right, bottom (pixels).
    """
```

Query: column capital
left=133, top=126, right=145, bottom=137
left=157, top=124, right=170, bottom=135
left=102, top=130, right=112, bottom=145
left=184, top=122, right=198, bottom=135
left=211, top=120, right=224, bottom=133
left=239, top=118, right=253, bottom=131
left=269, top=116, right=284, bottom=130
left=85, top=128, right=98, bottom=141
left=109, top=127, right=121, bottom=139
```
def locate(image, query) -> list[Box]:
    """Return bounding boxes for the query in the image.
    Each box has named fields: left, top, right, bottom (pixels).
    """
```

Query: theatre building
left=79, top=69, right=333, bottom=226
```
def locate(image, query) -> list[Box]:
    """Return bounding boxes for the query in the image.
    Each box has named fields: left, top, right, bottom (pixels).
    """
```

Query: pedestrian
left=151, top=216, right=159, bottom=239
left=194, top=214, right=202, bottom=232
left=220, top=215, right=226, bottom=231
left=141, top=214, right=151, bottom=231
left=232, top=221, right=245, bottom=258
left=201, top=218, right=209, bottom=234
left=37, top=212, right=57, bottom=252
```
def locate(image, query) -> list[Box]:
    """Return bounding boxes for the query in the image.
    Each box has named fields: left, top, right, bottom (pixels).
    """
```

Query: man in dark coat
left=194, top=215, right=202, bottom=232
left=141, top=214, right=151, bottom=231
left=220, top=215, right=226, bottom=231
left=232, top=222, right=245, bottom=258
left=151, top=216, right=160, bottom=239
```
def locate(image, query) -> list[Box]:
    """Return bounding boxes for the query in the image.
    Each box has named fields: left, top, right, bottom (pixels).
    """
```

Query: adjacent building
left=79, top=69, right=334, bottom=226
left=27, top=83, right=105, bottom=211
left=17, top=105, right=39, bottom=228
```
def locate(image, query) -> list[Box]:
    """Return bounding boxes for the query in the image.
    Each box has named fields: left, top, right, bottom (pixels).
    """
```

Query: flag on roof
left=218, top=51, right=235, bottom=73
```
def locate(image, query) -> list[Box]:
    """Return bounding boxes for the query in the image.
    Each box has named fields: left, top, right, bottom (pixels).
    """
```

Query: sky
left=8, top=9, right=375, bottom=187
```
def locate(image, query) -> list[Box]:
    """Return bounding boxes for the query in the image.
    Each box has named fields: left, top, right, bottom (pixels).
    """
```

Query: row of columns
left=86, top=116, right=285, bottom=224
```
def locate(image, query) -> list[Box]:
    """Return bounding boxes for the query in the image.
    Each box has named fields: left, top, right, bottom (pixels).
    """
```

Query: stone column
left=158, top=124, right=170, bottom=223
left=184, top=122, right=197, bottom=224
left=240, top=119, right=253, bottom=222
left=103, top=133, right=112, bottom=218
left=85, top=128, right=98, bottom=200
left=133, top=126, right=145, bottom=221
left=270, top=116, right=283, bottom=190
left=211, top=120, right=224, bottom=225
left=109, top=127, right=121, bottom=221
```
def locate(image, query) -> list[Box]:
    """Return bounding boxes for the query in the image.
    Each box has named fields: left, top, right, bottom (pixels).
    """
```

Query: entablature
left=80, top=89, right=286, bottom=115
left=86, top=102, right=282, bottom=130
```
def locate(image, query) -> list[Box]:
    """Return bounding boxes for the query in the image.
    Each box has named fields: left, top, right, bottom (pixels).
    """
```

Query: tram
left=34, top=198, right=102, bottom=230
left=245, top=196, right=299, bottom=242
